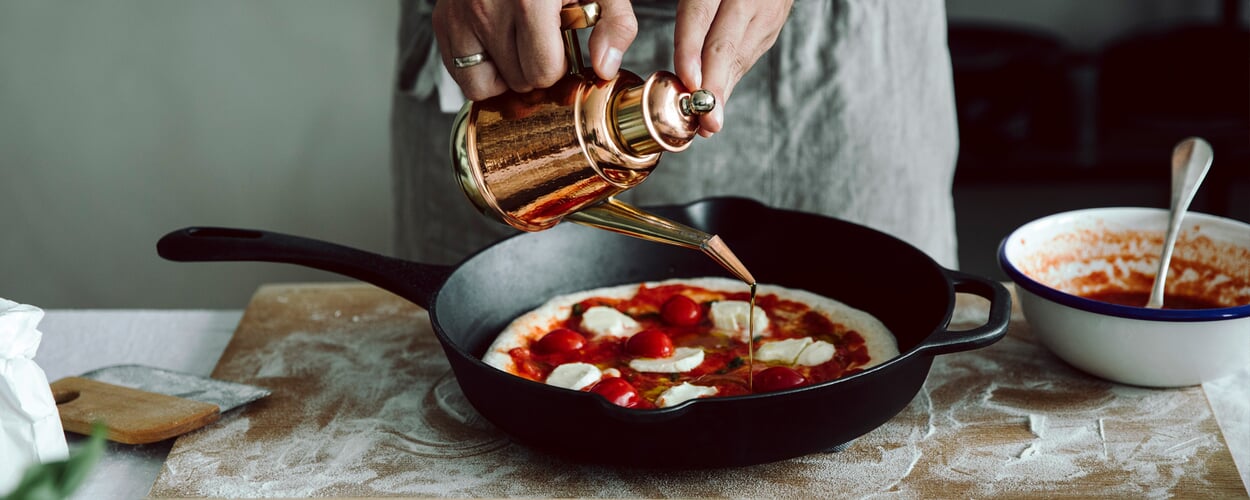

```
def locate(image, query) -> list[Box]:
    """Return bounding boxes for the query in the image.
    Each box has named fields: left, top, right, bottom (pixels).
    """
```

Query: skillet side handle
left=917, top=269, right=1013, bottom=356
left=156, top=227, right=452, bottom=310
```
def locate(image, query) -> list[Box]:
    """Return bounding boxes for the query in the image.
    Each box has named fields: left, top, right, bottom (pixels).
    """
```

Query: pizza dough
left=483, top=277, right=899, bottom=406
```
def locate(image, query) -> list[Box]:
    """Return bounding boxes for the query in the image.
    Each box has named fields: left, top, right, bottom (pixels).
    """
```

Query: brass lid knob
left=613, top=72, right=715, bottom=156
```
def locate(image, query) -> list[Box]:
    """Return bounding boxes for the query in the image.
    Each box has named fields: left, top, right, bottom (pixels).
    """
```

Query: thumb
left=587, top=0, right=638, bottom=80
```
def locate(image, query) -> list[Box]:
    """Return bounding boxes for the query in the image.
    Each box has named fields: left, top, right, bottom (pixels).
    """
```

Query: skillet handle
left=917, top=269, right=1013, bottom=356
left=157, top=227, right=452, bottom=310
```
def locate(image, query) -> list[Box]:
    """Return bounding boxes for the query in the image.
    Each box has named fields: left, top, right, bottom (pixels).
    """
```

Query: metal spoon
left=1146, top=137, right=1214, bottom=309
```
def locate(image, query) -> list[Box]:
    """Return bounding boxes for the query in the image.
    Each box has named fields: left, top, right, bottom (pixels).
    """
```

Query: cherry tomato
left=661, top=295, right=703, bottom=326
left=589, top=378, right=640, bottom=407
left=532, top=328, right=586, bottom=355
left=627, top=329, right=674, bottom=358
left=752, top=366, right=807, bottom=393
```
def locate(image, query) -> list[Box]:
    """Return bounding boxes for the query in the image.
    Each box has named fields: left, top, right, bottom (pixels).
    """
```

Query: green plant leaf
left=4, top=423, right=107, bottom=500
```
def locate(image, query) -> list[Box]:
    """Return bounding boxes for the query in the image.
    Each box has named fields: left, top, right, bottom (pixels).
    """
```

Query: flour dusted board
left=150, top=283, right=1246, bottom=498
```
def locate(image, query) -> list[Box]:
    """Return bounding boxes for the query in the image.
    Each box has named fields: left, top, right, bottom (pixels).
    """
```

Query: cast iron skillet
left=157, top=197, right=1010, bottom=468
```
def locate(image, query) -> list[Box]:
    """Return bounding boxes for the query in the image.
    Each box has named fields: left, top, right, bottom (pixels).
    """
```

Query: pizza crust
left=483, top=277, right=899, bottom=377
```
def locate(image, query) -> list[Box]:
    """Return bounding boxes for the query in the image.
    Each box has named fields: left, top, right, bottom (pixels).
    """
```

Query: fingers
left=587, top=0, right=638, bottom=81
left=434, top=0, right=503, bottom=100
left=433, top=0, right=568, bottom=101
left=675, top=0, right=794, bottom=135
left=512, top=0, right=568, bottom=91
left=676, top=0, right=738, bottom=134
left=674, top=0, right=716, bottom=91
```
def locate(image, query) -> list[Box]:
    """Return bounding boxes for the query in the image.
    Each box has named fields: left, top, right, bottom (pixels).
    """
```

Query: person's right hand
left=433, top=0, right=639, bottom=102
left=673, top=0, right=794, bottom=135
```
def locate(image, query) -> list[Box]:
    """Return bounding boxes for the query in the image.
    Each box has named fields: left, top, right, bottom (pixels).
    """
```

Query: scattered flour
left=148, top=288, right=1242, bottom=498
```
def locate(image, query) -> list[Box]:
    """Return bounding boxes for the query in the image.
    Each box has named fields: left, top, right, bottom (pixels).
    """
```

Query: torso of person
left=391, top=0, right=960, bottom=269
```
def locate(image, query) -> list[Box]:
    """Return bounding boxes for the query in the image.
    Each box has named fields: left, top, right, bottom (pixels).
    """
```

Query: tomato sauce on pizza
left=483, top=277, right=899, bottom=409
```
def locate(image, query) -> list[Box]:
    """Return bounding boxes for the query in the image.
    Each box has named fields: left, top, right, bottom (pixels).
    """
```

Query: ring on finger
left=452, top=53, right=489, bottom=69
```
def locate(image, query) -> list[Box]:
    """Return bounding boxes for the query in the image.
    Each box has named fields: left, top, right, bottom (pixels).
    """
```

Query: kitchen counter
left=36, top=309, right=242, bottom=500
left=31, top=283, right=1250, bottom=498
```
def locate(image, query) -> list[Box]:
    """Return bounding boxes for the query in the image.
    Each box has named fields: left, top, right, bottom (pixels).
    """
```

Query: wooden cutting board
left=150, top=282, right=1247, bottom=498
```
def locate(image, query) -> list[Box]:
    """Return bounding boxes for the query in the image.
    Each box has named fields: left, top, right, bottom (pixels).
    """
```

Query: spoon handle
left=1147, top=210, right=1186, bottom=308
left=1146, top=138, right=1213, bottom=308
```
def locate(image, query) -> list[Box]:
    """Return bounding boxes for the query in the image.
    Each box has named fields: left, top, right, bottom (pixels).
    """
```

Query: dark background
left=948, top=0, right=1249, bottom=279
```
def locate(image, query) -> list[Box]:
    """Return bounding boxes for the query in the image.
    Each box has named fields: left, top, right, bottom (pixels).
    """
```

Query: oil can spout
left=565, top=198, right=755, bottom=285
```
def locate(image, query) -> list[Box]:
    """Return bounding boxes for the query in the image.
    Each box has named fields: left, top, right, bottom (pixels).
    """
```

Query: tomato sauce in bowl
left=1012, top=218, right=1250, bottom=312
left=1079, top=290, right=1227, bottom=310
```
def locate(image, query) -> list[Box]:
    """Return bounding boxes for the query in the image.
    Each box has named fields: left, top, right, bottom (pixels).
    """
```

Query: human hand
left=674, top=0, right=794, bottom=135
left=433, top=0, right=638, bottom=101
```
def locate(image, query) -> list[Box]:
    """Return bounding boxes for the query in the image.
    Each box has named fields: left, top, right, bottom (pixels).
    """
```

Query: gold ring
left=452, top=53, right=488, bottom=69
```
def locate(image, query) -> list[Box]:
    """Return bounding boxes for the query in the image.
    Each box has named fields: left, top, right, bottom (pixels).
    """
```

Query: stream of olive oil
left=748, top=283, right=756, bottom=392
left=698, top=234, right=757, bottom=392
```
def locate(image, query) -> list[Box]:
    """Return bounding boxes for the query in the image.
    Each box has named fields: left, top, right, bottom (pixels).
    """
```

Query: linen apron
left=391, top=0, right=960, bottom=269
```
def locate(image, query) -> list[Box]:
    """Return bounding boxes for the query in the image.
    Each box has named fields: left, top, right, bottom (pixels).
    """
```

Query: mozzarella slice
left=580, top=306, right=641, bottom=338
left=545, top=362, right=602, bottom=390
left=756, top=337, right=813, bottom=365
left=628, top=347, right=705, bottom=373
left=657, top=382, right=718, bottom=407
left=796, top=340, right=836, bottom=366
left=709, top=300, right=769, bottom=340
left=755, top=337, right=839, bottom=367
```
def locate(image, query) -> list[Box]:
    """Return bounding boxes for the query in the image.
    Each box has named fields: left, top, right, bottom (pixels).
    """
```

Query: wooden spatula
left=51, top=365, right=270, bottom=444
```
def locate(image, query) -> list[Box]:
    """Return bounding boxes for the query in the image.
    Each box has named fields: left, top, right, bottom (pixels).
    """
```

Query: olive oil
left=748, top=282, right=757, bottom=392
left=698, top=234, right=756, bottom=391
left=701, top=236, right=756, bottom=392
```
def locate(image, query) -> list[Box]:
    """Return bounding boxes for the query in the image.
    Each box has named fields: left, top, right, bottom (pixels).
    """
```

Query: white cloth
left=0, top=299, right=68, bottom=494
left=391, top=0, right=960, bottom=269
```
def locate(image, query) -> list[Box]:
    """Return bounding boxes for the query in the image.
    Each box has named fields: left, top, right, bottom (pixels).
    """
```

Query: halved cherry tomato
left=589, top=377, right=640, bottom=407
left=626, top=329, right=674, bottom=358
left=532, top=328, right=586, bottom=355
left=752, top=366, right=807, bottom=393
left=661, top=295, right=703, bottom=326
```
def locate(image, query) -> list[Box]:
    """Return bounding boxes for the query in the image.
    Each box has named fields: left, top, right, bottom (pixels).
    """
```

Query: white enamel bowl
left=999, top=207, right=1250, bottom=387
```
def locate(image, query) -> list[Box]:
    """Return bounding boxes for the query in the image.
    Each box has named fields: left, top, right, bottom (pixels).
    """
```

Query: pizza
left=483, top=277, right=899, bottom=409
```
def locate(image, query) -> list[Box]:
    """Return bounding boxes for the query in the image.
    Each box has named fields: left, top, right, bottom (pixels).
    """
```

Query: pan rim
left=426, top=196, right=963, bottom=414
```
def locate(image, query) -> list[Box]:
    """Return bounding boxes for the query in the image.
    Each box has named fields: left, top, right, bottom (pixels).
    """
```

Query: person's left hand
left=673, top=0, right=794, bottom=136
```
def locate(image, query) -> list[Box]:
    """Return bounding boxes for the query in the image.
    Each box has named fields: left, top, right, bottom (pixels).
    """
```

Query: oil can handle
left=559, top=2, right=600, bottom=74
left=560, top=2, right=600, bottom=29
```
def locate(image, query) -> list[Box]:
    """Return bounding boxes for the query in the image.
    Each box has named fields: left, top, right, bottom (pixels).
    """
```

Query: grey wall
left=1, top=1, right=399, bottom=308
